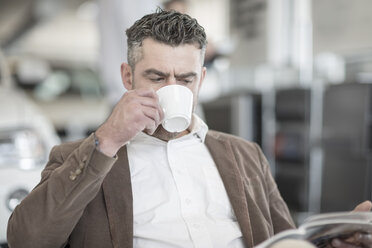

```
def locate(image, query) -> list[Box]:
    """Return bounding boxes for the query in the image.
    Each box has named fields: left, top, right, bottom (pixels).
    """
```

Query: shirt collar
left=188, top=114, right=208, bottom=142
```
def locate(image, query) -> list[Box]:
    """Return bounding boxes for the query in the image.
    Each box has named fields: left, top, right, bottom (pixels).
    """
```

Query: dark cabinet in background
left=202, top=91, right=262, bottom=145
left=274, top=88, right=311, bottom=213
left=321, top=83, right=372, bottom=212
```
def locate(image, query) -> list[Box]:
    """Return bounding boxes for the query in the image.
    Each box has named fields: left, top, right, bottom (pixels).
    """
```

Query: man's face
left=122, top=38, right=206, bottom=112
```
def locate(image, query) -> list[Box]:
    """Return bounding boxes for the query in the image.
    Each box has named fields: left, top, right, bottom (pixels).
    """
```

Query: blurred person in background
left=99, top=0, right=159, bottom=106
left=7, top=8, right=372, bottom=248
left=163, top=0, right=188, bottom=14
left=163, top=0, right=218, bottom=67
left=162, top=0, right=223, bottom=107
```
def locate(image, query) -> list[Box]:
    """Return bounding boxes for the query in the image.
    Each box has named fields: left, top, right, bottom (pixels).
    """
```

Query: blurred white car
left=0, top=52, right=60, bottom=246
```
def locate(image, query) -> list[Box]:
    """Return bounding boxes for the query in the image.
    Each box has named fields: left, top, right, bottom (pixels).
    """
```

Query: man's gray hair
left=126, top=9, right=207, bottom=68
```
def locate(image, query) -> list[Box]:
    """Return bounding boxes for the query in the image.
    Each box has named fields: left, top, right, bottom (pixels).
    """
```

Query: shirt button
left=185, top=198, right=192, bottom=205
left=75, top=168, right=82, bottom=175
left=192, top=223, right=200, bottom=229
left=78, top=162, right=85, bottom=169
left=82, top=155, right=88, bottom=162
left=69, top=174, right=77, bottom=181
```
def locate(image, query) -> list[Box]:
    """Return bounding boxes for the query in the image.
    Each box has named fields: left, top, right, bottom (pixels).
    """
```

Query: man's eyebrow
left=175, top=72, right=197, bottom=78
left=143, top=69, right=169, bottom=77
left=142, top=69, right=197, bottom=78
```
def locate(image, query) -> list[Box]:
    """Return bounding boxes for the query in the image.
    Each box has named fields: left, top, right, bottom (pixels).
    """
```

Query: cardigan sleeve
left=7, top=133, right=117, bottom=248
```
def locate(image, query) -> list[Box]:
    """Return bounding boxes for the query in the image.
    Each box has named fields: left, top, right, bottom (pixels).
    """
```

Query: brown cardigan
left=7, top=130, right=295, bottom=248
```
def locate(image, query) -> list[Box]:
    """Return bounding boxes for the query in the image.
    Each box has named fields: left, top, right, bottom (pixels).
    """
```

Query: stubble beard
left=151, top=125, right=184, bottom=141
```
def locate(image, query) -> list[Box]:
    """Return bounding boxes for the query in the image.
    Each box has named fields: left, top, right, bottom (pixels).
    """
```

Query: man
left=162, top=0, right=218, bottom=67
left=7, top=9, right=372, bottom=248
left=163, top=0, right=188, bottom=14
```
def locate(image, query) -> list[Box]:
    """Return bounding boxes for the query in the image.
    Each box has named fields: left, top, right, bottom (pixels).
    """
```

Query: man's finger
left=352, top=232, right=372, bottom=246
left=353, top=201, right=372, bottom=212
left=331, top=238, right=359, bottom=248
left=142, top=106, right=161, bottom=126
left=135, top=87, right=158, bottom=98
left=143, top=123, right=157, bottom=135
left=138, top=96, right=160, bottom=109
left=157, top=102, right=164, bottom=122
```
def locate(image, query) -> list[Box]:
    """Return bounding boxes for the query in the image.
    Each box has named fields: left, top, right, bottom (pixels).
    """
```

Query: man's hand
left=331, top=201, right=372, bottom=248
left=96, top=88, right=164, bottom=157
left=331, top=232, right=372, bottom=248
left=353, top=201, right=372, bottom=212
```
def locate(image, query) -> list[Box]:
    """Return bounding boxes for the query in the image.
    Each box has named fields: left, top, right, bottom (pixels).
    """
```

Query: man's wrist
left=94, top=131, right=120, bottom=158
left=93, top=132, right=100, bottom=150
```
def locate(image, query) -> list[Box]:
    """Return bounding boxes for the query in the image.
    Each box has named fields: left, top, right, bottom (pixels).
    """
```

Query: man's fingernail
left=332, top=239, right=341, bottom=247
left=355, top=232, right=362, bottom=240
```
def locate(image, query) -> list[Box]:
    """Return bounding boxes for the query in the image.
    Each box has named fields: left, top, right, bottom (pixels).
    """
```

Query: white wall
left=313, top=0, right=372, bottom=55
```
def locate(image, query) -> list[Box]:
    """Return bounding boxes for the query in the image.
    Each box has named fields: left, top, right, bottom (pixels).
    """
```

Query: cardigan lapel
left=205, top=133, right=254, bottom=248
left=102, top=146, right=133, bottom=248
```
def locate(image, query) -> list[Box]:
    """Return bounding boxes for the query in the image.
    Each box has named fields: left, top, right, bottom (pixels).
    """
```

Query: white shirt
left=127, top=115, right=245, bottom=248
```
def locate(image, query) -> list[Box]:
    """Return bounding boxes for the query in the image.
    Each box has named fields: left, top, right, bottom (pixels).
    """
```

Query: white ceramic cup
left=156, top=85, right=193, bottom=133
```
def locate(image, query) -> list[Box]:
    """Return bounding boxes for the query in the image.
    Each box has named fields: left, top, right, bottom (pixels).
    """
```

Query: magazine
left=256, top=212, right=372, bottom=248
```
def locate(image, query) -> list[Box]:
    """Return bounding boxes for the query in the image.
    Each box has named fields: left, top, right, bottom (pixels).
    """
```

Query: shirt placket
left=167, top=140, right=213, bottom=248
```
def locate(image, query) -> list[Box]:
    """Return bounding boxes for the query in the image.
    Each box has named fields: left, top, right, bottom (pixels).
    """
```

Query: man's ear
left=121, top=63, right=134, bottom=90
left=198, top=66, right=207, bottom=91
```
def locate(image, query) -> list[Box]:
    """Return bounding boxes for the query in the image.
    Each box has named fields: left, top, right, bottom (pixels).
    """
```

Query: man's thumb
left=353, top=200, right=372, bottom=212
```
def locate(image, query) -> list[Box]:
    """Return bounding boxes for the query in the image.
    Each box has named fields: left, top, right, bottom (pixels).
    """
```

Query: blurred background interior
left=1, top=0, right=372, bottom=245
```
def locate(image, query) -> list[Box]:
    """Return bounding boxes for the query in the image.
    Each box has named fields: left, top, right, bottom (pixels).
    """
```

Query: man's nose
left=166, top=77, right=177, bottom=85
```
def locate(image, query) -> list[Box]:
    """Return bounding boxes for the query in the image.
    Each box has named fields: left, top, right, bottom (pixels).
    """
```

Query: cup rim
left=156, top=85, right=193, bottom=96
left=163, top=114, right=191, bottom=132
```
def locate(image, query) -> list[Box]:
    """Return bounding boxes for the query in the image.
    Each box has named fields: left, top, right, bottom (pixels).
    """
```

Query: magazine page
left=255, top=229, right=307, bottom=248
left=303, top=211, right=372, bottom=225
left=255, top=212, right=372, bottom=248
